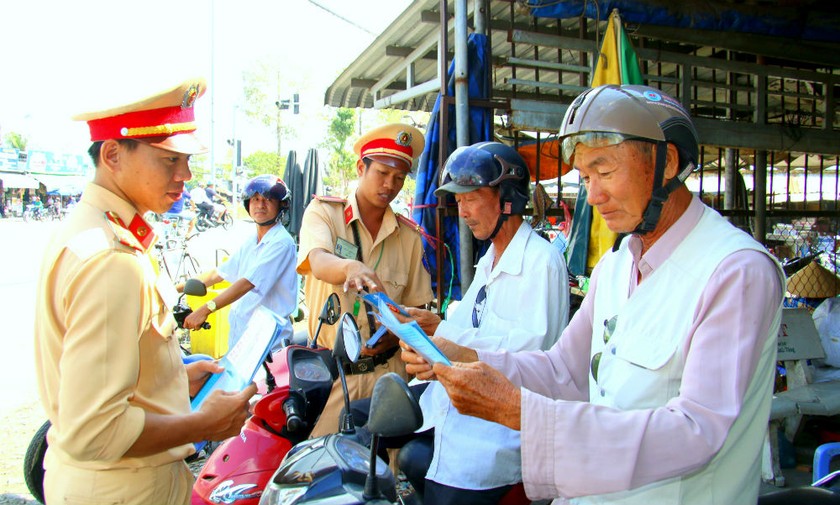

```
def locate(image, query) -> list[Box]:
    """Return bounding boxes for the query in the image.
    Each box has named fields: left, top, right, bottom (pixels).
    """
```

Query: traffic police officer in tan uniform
left=298, top=123, right=433, bottom=437
left=34, top=78, right=256, bottom=505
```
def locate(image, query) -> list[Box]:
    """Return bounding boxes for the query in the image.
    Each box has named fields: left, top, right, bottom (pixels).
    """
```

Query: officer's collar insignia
left=344, top=205, right=354, bottom=225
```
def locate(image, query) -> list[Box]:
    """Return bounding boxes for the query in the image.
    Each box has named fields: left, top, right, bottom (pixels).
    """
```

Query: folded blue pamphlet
left=358, top=292, right=451, bottom=366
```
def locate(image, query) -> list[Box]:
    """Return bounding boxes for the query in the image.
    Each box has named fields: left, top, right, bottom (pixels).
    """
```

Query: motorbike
left=259, top=316, right=421, bottom=505
left=23, top=279, right=214, bottom=505
left=190, top=293, right=344, bottom=505
left=195, top=200, right=233, bottom=232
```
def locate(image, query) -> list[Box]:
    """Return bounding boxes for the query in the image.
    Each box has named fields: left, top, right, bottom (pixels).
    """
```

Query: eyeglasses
left=590, top=315, right=617, bottom=383
left=471, top=284, right=487, bottom=328
left=560, top=132, right=639, bottom=164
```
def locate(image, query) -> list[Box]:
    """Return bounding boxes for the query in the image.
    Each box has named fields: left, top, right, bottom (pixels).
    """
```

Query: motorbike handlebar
left=283, top=397, right=304, bottom=432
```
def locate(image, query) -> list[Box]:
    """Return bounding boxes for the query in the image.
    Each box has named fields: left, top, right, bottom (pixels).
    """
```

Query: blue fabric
left=527, top=0, right=840, bottom=43
left=412, top=33, right=493, bottom=301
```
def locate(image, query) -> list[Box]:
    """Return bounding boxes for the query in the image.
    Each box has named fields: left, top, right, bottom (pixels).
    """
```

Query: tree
left=3, top=131, right=28, bottom=151
left=242, top=62, right=298, bottom=158
left=243, top=151, right=285, bottom=177
left=321, top=108, right=357, bottom=194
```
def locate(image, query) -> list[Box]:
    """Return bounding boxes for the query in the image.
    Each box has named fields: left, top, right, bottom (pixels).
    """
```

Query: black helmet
left=242, top=175, right=290, bottom=225
left=436, top=142, right=530, bottom=216
left=559, top=84, right=699, bottom=234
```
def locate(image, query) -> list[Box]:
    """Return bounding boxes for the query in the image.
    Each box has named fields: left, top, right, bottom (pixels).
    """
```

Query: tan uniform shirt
left=35, top=183, right=193, bottom=471
left=297, top=193, right=432, bottom=436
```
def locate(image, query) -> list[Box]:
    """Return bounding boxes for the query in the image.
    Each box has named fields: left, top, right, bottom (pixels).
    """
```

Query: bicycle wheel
left=221, top=211, right=233, bottom=230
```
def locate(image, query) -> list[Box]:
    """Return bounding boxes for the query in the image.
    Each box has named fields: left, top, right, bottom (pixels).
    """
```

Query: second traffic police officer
left=298, top=122, right=433, bottom=437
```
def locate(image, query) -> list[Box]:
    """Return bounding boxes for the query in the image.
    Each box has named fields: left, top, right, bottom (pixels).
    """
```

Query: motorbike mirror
left=333, top=313, right=362, bottom=364
left=319, top=293, right=341, bottom=325
left=183, top=278, right=208, bottom=297
left=363, top=373, right=423, bottom=500
left=366, top=373, right=423, bottom=437
left=310, top=293, right=342, bottom=349
left=334, top=313, right=362, bottom=434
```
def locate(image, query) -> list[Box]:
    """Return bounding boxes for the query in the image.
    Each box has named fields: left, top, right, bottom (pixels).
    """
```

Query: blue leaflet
left=359, top=292, right=451, bottom=366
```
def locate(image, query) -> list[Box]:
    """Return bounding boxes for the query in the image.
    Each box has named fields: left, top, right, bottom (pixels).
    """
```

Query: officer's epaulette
left=396, top=214, right=423, bottom=233
left=313, top=195, right=347, bottom=204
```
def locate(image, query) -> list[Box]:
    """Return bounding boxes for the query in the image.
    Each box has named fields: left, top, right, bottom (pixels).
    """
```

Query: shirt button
left=600, top=388, right=606, bottom=397
left=611, top=347, right=616, bottom=355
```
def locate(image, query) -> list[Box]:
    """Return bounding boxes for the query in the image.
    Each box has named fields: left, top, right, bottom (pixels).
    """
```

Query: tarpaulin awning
left=32, top=174, right=89, bottom=194
left=0, top=172, right=40, bottom=189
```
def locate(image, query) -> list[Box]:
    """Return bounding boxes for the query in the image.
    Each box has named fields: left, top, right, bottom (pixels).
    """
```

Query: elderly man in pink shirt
left=402, top=84, right=785, bottom=505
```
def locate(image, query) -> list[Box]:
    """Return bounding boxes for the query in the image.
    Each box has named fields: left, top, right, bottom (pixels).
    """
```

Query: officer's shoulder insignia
left=67, top=228, right=110, bottom=260
left=313, top=195, right=346, bottom=205
left=396, top=214, right=422, bottom=233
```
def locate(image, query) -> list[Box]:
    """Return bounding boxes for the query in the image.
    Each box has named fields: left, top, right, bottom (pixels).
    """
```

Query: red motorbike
left=191, top=293, right=342, bottom=505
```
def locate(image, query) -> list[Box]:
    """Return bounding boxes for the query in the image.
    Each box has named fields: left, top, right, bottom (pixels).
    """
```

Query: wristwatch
left=205, top=300, right=217, bottom=313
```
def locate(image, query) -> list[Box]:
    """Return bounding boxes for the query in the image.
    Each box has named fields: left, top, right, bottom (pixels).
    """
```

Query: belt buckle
left=351, top=356, right=376, bottom=375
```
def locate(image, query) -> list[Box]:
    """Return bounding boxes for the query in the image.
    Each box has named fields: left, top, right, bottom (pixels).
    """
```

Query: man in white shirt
left=362, top=142, right=570, bottom=504
left=183, top=175, right=297, bottom=349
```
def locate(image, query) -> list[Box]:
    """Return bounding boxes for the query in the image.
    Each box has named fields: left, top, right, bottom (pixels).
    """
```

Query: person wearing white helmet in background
left=401, top=84, right=785, bottom=505
left=182, top=174, right=297, bottom=350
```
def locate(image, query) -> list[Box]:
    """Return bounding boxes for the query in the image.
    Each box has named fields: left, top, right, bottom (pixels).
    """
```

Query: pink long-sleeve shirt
left=480, top=197, right=784, bottom=501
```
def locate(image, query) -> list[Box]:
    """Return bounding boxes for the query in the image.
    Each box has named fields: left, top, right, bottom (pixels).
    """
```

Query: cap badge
left=395, top=131, right=412, bottom=147
left=181, top=83, right=200, bottom=109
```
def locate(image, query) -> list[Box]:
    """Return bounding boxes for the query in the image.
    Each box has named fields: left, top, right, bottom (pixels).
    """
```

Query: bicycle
left=155, top=233, right=202, bottom=285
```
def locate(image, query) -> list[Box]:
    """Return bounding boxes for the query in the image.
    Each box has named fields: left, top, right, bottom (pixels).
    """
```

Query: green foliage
left=321, top=108, right=358, bottom=194
left=243, top=151, right=284, bottom=177
left=3, top=131, right=28, bottom=151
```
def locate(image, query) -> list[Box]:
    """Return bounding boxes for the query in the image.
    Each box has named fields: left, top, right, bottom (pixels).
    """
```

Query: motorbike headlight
left=258, top=484, right=307, bottom=505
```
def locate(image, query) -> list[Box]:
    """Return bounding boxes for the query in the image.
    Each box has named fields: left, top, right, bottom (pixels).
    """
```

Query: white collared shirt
left=421, top=220, right=570, bottom=489
left=218, top=223, right=297, bottom=348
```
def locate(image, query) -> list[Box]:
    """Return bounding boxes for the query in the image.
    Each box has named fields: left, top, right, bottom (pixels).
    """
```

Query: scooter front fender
left=192, top=418, right=294, bottom=505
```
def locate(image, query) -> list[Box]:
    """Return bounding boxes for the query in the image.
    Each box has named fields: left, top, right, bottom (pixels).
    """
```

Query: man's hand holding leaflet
left=360, top=292, right=451, bottom=366
left=190, top=306, right=285, bottom=410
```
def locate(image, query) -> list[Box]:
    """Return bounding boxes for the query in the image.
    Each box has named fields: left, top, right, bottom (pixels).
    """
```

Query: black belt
left=344, top=346, right=399, bottom=375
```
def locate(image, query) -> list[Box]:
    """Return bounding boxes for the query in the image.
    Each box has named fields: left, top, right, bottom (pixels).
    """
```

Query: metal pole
left=454, top=0, right=474, bottom=292
left=209, top=0, right=216, bottom=183
left=754, top=150, right=768, bottom=243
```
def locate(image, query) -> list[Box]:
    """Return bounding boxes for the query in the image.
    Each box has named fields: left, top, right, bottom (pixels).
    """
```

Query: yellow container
left=187, top=280, right=231, bottom=358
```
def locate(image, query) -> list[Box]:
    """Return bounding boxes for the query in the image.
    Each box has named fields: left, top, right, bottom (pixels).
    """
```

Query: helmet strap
left=634, top=141, right=681, bottom=235
left=488, top=213, right=508, bottom=241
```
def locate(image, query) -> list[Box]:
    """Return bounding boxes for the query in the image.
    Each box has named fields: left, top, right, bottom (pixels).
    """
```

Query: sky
left=0, top=0, right=412, bottom=166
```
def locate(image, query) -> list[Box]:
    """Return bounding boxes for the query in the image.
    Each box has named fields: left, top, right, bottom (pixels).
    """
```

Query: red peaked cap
left=74, top=78, right=207, bottom=155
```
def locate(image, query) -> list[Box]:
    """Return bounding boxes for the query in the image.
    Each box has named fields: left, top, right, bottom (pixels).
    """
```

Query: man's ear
left=663, top=143, right=680, bottom=180
left=99, top=139, right=121, bottom=174
left=356, top=158, right=366, bottom=177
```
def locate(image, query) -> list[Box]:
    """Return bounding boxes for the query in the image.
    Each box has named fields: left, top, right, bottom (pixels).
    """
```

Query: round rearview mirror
left=334, top=313, right=362, bottom=364
left=319, top=293, right=341, bottom=326
left=183, top=278, right=207, bottom=297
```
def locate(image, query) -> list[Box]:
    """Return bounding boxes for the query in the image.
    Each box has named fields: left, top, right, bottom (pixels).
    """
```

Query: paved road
left=0, top=216, right=250, bottom=502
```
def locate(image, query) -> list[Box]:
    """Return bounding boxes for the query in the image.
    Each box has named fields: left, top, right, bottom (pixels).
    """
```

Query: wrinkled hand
left=399, top=336, right=476, bottom=380
left=435, top=361, right=521, bottom=430
left=401, top=307, right=441, bottom=335
left=343, top=261, right=385, bottom=293
left=197, top=383, right=258, bottom=442
left=183, top=307, right=210, bottom=331
left=185, top=359, right=224, bottom=397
